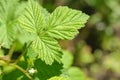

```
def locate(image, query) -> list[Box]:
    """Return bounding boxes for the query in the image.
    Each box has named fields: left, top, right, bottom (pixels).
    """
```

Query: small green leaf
left=46, top=6, right=89, bottom=40
left=68, top=67, right=85, bottom=80
left=34, top=77, right=40, bottom=80
left=62, top=50, right=73, bottom=68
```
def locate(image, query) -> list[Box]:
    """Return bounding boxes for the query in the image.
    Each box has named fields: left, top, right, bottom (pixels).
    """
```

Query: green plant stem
left=0, top=58, right=32, bottom=80
left=15, top=41, right=33, bottom=64
left=0, top=57, right=3, bottom=60
left=8, top=41, right=16, bottom=61
left=11, top=64, right=33, bottom=80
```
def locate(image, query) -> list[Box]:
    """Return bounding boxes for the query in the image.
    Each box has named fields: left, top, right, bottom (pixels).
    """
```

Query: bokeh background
left=35, top=0, right=120, bottom=80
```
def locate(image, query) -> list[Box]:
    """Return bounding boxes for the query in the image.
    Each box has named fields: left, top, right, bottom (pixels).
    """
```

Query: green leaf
left=0, top=0, right=17, bottom=48
left=18, top=0, right=45, bottom=34
left=0, top=24, right=16, bottom=48
left=48, top=76, right=66, bottom=80
left=46, top=6, right=89, bottom=40
left=34, top=59, right=63, bottom=80
left=0, top=0, right=18, bottom=23
left=0, top=0, right=22, bottom=48
left=68, top=67, right=85, bottom=80
left=29, top=35, right=62, bottom=65
left=19, top=0, right=62, bottom=65
left=62, top=50, right=73, bottom=68
left=19, top=1, right=89, bottom=65
left=34, top=77, right=40, bottom=80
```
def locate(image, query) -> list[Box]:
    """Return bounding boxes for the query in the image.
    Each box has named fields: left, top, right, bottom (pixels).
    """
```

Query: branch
left=8, top=41, right=16, bottom=61
left=11, top=64, right=33, bottom=80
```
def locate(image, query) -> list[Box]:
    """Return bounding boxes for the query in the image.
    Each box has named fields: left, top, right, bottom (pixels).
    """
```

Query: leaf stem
left=0, top=58, right=33, bottom=80
left=15, top=41, right=33, bottom=64
left=8, top=41, right=16, bottom=61
left=11, top=64, right=33, bottom=80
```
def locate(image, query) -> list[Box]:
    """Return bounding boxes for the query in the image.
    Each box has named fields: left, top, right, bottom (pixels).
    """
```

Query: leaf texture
left=30, top=35, right=62, bottom=65
left=0, top=0, right=19, bottom=48
left=20, top=0, right=62, bottom=64
left=19, top=1, right=89, bottom=65
left=46, top=6, right=89, bottom=39
left=0, top=24, right=16, bottom=48
left=18, top=0, right=44, bottom=34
